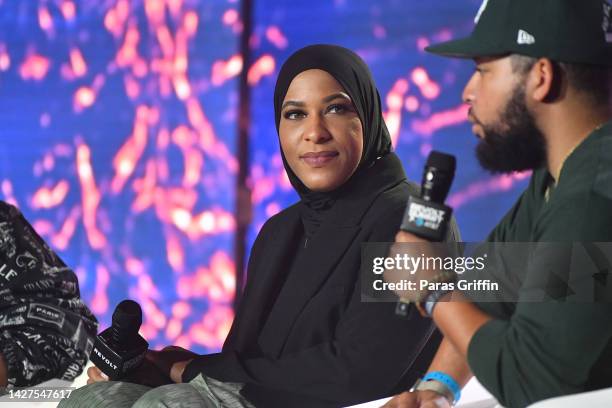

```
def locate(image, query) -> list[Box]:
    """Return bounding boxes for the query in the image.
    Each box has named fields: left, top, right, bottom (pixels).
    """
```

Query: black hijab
left=273, top=44, right=394, bottom=237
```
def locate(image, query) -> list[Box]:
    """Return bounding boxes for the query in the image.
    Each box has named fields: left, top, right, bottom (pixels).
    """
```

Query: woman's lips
left=300, top=151, right=339, bottom=167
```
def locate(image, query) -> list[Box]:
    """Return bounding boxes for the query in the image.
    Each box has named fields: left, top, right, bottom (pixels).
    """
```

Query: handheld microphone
left=395, top=151, right=456, bottom=317
left=90, top=299, right=149, bottom=380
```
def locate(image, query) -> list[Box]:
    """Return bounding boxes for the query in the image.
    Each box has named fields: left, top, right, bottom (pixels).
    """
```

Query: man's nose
left=462, top=72, right=478, bottom=105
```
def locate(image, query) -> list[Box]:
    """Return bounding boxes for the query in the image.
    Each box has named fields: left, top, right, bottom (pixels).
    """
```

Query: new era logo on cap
left=426, top=0, right=612, bottom=67
left=474, top=0, right=489, bottom=23
left=517, top=29, right=535, bottom=45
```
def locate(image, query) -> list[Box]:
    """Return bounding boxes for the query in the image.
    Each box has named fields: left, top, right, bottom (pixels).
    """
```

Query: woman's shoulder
left=356, top=179, right=418, bottom=229
left=371, top=179, right=420, bottom=212
left=350, top=180, right=416, bottom=241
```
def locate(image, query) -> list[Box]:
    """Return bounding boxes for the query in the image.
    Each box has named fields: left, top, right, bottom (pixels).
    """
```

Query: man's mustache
left=467, top=108, right=484, bottom=127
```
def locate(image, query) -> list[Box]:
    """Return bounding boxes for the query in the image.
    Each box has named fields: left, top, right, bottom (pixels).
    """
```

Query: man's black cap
left=426, top=0, right=612, bottom=66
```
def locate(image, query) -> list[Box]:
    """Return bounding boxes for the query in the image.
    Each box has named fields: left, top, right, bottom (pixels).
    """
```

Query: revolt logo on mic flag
left=407, top=201, right=446, bottom=228
left=401, top=196, right=452, bottom=241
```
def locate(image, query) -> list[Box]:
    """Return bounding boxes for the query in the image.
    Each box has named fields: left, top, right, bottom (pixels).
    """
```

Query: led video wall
left=0, top=0, right=528, bottom=353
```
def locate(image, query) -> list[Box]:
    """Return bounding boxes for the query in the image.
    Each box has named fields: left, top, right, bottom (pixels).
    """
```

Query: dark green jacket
left=467, top=122, right=612, bottom=408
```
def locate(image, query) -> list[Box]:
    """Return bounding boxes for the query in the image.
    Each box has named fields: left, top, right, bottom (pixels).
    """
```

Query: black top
left=467, top=121, right=612, bottom=408
left=183, top=153, right=460, bottom=407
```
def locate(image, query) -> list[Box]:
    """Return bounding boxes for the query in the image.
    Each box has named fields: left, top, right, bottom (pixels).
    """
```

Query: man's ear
left=528, top=58, right=563, bottom=103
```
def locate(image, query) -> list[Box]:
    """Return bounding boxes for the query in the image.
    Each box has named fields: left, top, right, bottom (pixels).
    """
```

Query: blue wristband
left=422, top=371, right=461, bottom=404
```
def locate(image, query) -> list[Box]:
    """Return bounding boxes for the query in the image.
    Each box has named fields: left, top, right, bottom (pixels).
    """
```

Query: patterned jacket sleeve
left=0, top=201, right=98, bottom=388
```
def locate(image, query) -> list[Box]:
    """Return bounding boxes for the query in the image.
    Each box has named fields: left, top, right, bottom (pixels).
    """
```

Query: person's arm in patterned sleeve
left=0, top=201, right=98, bottom=388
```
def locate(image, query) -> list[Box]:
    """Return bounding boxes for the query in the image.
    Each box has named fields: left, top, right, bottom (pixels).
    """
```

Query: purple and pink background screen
left=0, top=0, right=528, bottom=354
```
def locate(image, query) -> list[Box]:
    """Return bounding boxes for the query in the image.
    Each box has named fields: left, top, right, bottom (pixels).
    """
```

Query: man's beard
left=474, top=84, right=547, bottom=173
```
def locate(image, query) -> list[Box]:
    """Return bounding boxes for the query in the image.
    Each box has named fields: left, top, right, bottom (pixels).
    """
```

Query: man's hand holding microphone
left=381, top=151, right=464, bottom=408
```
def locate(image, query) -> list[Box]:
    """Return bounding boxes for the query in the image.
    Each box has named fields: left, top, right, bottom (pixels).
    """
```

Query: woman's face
left=279, top=69, right=364, bottom=192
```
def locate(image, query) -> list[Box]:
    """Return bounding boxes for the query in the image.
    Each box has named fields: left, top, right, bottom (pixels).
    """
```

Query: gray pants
left=58, top=374, right=255, bottom=408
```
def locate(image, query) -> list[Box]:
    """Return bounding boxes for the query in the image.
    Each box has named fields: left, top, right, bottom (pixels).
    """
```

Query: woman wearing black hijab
left=178, top=44, right=460, bottom=407
left=66, top=44, right=460, bottom=408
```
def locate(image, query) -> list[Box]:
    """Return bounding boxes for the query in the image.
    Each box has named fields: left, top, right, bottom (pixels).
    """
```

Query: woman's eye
left=284, top=110, right=305, bottom=120
left=327, top=104, right=349, bottom=114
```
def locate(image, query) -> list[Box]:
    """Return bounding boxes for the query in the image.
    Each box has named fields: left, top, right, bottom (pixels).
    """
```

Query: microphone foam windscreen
left=426, top=151, right=456, bottom=174
left=112, top=300, right=143, bottom=332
